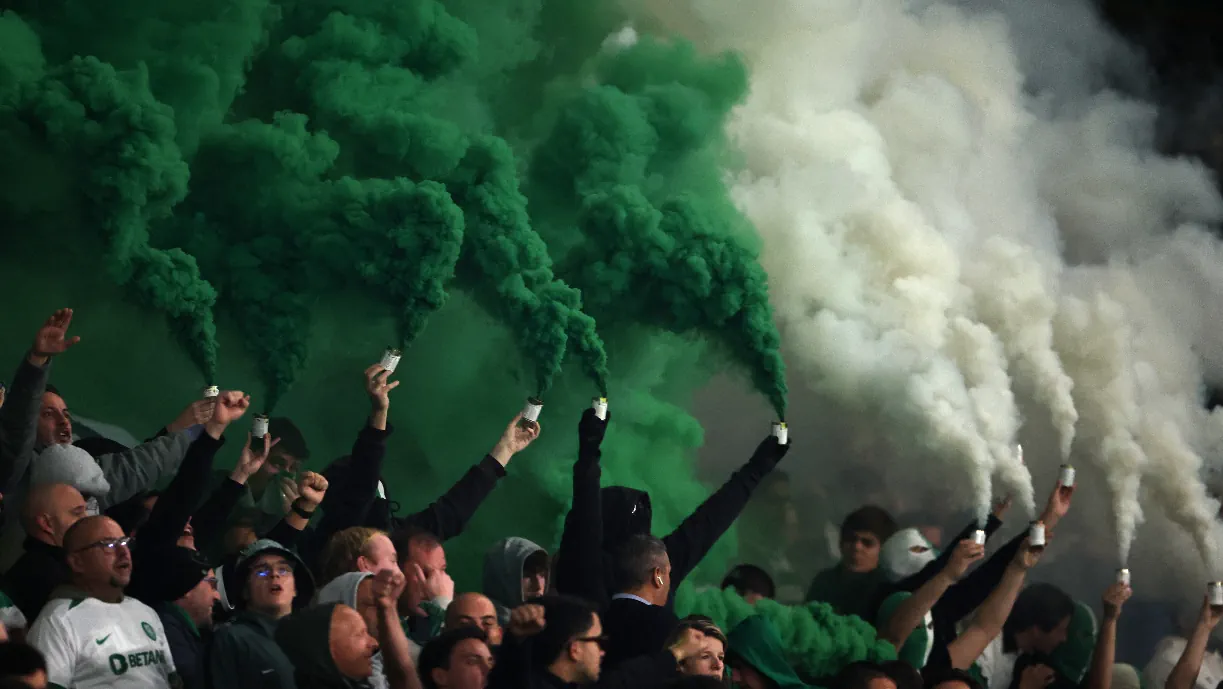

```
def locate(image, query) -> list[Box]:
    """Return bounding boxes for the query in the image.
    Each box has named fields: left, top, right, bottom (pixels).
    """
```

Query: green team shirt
left=28, top=595, right=178, bottom=689
left=877, top=591, right=934, bottom=669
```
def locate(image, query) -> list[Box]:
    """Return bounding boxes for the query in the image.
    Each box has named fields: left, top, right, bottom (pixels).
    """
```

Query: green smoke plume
left=0, top=0, right=783, bottom=583
left=675, top=585, right=897, bottom=677
left=532, top=38, right=788, bottom=416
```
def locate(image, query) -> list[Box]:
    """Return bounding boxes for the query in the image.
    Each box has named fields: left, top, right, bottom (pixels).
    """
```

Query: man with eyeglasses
left=208, top=539, right=315, bottom=689
left=26, top=515, right=180, bottom=688
left=487, top=595, right=704, bottom=689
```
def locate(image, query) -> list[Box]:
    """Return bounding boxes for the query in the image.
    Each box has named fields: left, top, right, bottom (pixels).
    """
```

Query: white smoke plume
left=635, top=0, right=1223, bottom=579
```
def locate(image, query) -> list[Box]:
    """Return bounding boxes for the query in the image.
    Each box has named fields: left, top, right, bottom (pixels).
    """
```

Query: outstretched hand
left=944, top=539, right=986, bottom=580
left=1102, top=581, right=1132, bottom=621
left=232, top=433, right=280, bottom=484
left=169, top=397, right=217, bottom=432
left=491, top=413, right=541, bottom=466
left=371, top=568, right=407, bottom=609
left=210, top=391, right=251, bottom=427
left=364, top=364, right=400, bottom=412
left=30, top=308, right=81, bottom=364
left=1042, top=479, right=1075, bottom=531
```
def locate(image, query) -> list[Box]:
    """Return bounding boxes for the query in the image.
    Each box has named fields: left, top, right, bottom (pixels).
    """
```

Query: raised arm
left=372, top=569, right=424, bottom=689
left=1085, top=581, right=1131, bottom=689
left=1165, top=598, right=1223, bottom=689
left=393, top=412, right=539, bottom=540
left=554, top=407, right=609, bottom=606
left=946, top=539, right=1041, bottom=670
left=882, top=538, right=984, bottom=648
left=662, top=435, right=790, bottom=587
left=0, top=309, right=79, bottom=492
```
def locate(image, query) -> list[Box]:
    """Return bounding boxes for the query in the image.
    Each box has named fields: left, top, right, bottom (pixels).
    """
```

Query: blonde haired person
left=320, top=526, right=400, bottom=585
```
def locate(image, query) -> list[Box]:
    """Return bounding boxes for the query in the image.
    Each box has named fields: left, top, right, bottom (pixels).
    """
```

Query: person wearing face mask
left=482, top=537, right=549, bottom=626
left=208, top=539, right=316, bottom=689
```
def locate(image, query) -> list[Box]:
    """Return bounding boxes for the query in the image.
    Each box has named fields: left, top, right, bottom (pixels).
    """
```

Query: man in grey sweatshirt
left=482, top=536, right=549, bottom=626
left=0, top=309, right=193, bottom=570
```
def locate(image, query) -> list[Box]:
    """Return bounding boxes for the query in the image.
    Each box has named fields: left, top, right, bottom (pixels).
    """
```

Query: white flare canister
left=772, top=421, right=788, bottom=445
left=1210, top=582, right=1223, bottom=607
left=1117, top=569, right=1130, bottom=586
left=522, top=398, right=543, bottom=423
left=1028, top=522, right=1046, bottom=547
left=252, top=414, right=269, bottom=438
left=380, top=348, right=402, bottom=373
left=971, top=530, right=986, bottom=546
left=592, top=397, right=608, bottom=421
left=1059, top=464, right=1076, bottom=488
left=203, top=386, right=220, bottom=398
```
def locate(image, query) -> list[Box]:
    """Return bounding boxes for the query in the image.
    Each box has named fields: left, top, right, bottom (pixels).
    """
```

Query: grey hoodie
left=317, top=572, right=389, bottom=689
left=482, top=537, right=547, bottom=625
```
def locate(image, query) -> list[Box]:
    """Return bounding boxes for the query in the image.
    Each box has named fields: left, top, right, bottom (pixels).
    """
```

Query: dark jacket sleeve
left=262, top=518, right=304, bottom=550
left=0, top=356, right=49, bottom=493
left=897, top=515, right=1004, bottom=593
left=297, top=423, right=392, bottom=569
left=191, top=478, right=247, bottom=557
left=487, top=632, right=532, bottom=689
left=392, top=455, right=506, bottom=541
left=554, top=439, right=606, bottom=606
left=138, top=432, right=226, bottom=550
left=662, top=437, right=789, bottom=588
left=936, top=529, right=1027, bottom=624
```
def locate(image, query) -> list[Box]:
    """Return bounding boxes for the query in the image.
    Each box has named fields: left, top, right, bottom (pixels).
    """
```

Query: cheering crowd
left=0, top=308, right=1220, bottom=689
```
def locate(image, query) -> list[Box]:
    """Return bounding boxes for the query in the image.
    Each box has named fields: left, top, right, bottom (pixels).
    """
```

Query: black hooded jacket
left=555, top=434, right=790, bottom=609
left=275, top=602, right=370, bottom=689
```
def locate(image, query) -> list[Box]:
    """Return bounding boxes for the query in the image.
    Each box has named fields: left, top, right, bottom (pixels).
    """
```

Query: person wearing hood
left=317, top=571, right=399, bottom=689
left=26, top=515, right=179, bottom=688
left=282, top=570, right=421, bottom=689
left=877, top=479, right=1076, bottom=671
left=554, top=405, right=789, bottom=608
left=208, top=539, right=317, bottom=689
left=0, top=310, right=196, bottom=571
left=726, top=615, right=812, bottom=689
left=483, top=537, right=549, bottom=625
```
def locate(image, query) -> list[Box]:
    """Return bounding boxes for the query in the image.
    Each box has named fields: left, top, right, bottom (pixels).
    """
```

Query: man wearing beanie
left=130, top=547, right=219, bottom=689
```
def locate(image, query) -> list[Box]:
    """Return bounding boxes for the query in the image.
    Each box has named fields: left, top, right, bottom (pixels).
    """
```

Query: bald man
left=445, top=593, right=503, bottom=646
left=0, top=483, right=87, bottom=623
left=27, top=516, right=179, bottom=689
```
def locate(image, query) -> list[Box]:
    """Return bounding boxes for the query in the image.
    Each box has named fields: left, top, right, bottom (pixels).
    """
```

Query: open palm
left=32, top=308, right=81, bottom=358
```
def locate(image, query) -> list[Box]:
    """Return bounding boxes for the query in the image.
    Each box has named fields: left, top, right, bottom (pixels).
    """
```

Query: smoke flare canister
left=971, top=530, right=986, bottom=546
left=203, top=386, right=220, bottom=398
left=1211, top=582, right=1223, bottom=608
left=772, top=421, right=789, bottom=445
left=380, top=348, right=402, bottom=373
left=252, top=414, right=269, bottom=439
left=1117, top=569, right=1130, bottom=586
left=1059, top=464, right=1076, bottom=488
left=1028, top=522, right=1046, bottom=548
left=592, top=397, right=608, bottom=421
left=521, top=398, right=543, bottom=424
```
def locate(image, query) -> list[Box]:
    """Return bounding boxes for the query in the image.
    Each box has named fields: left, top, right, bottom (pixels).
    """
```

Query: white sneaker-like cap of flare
left=252, top=415, right=269, bottom=438
left=592, top=397, right=608, bottom=421
left=380, top=348, right=401, bottom=373
left=204, top=386, right=220, bottom=398
left=772, top=421, right=788, bottom=445
left=1059, top=464, right=1076, bottom=487
left=971, top=530, right=986, bottom=546
left=1117, top=569, right=1130, bottom=586
left=522, top=398, right=543, bottom=423
left=1028, top=522, right=1046, bottom=547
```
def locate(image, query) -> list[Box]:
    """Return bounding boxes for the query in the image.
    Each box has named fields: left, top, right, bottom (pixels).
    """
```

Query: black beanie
left=269, top=418, right=310, bottom=461
left=131, top=546, right=212, bottom=603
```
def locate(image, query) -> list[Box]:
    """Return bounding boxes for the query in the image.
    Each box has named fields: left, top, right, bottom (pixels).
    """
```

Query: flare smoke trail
left=0, top=0, right=785, bottom=582
left=636, top=0, right=1223, bottom=572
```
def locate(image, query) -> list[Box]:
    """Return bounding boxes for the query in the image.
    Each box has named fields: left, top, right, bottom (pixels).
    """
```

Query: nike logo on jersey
left=96, top=634, right=111, bottom=645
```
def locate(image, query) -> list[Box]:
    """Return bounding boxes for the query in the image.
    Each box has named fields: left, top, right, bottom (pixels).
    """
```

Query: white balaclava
left=881, top=528, right=937, bottom=582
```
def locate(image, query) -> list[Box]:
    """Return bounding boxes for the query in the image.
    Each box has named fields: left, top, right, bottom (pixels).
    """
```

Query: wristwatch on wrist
left=291, top=500, right=315, bottom=519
